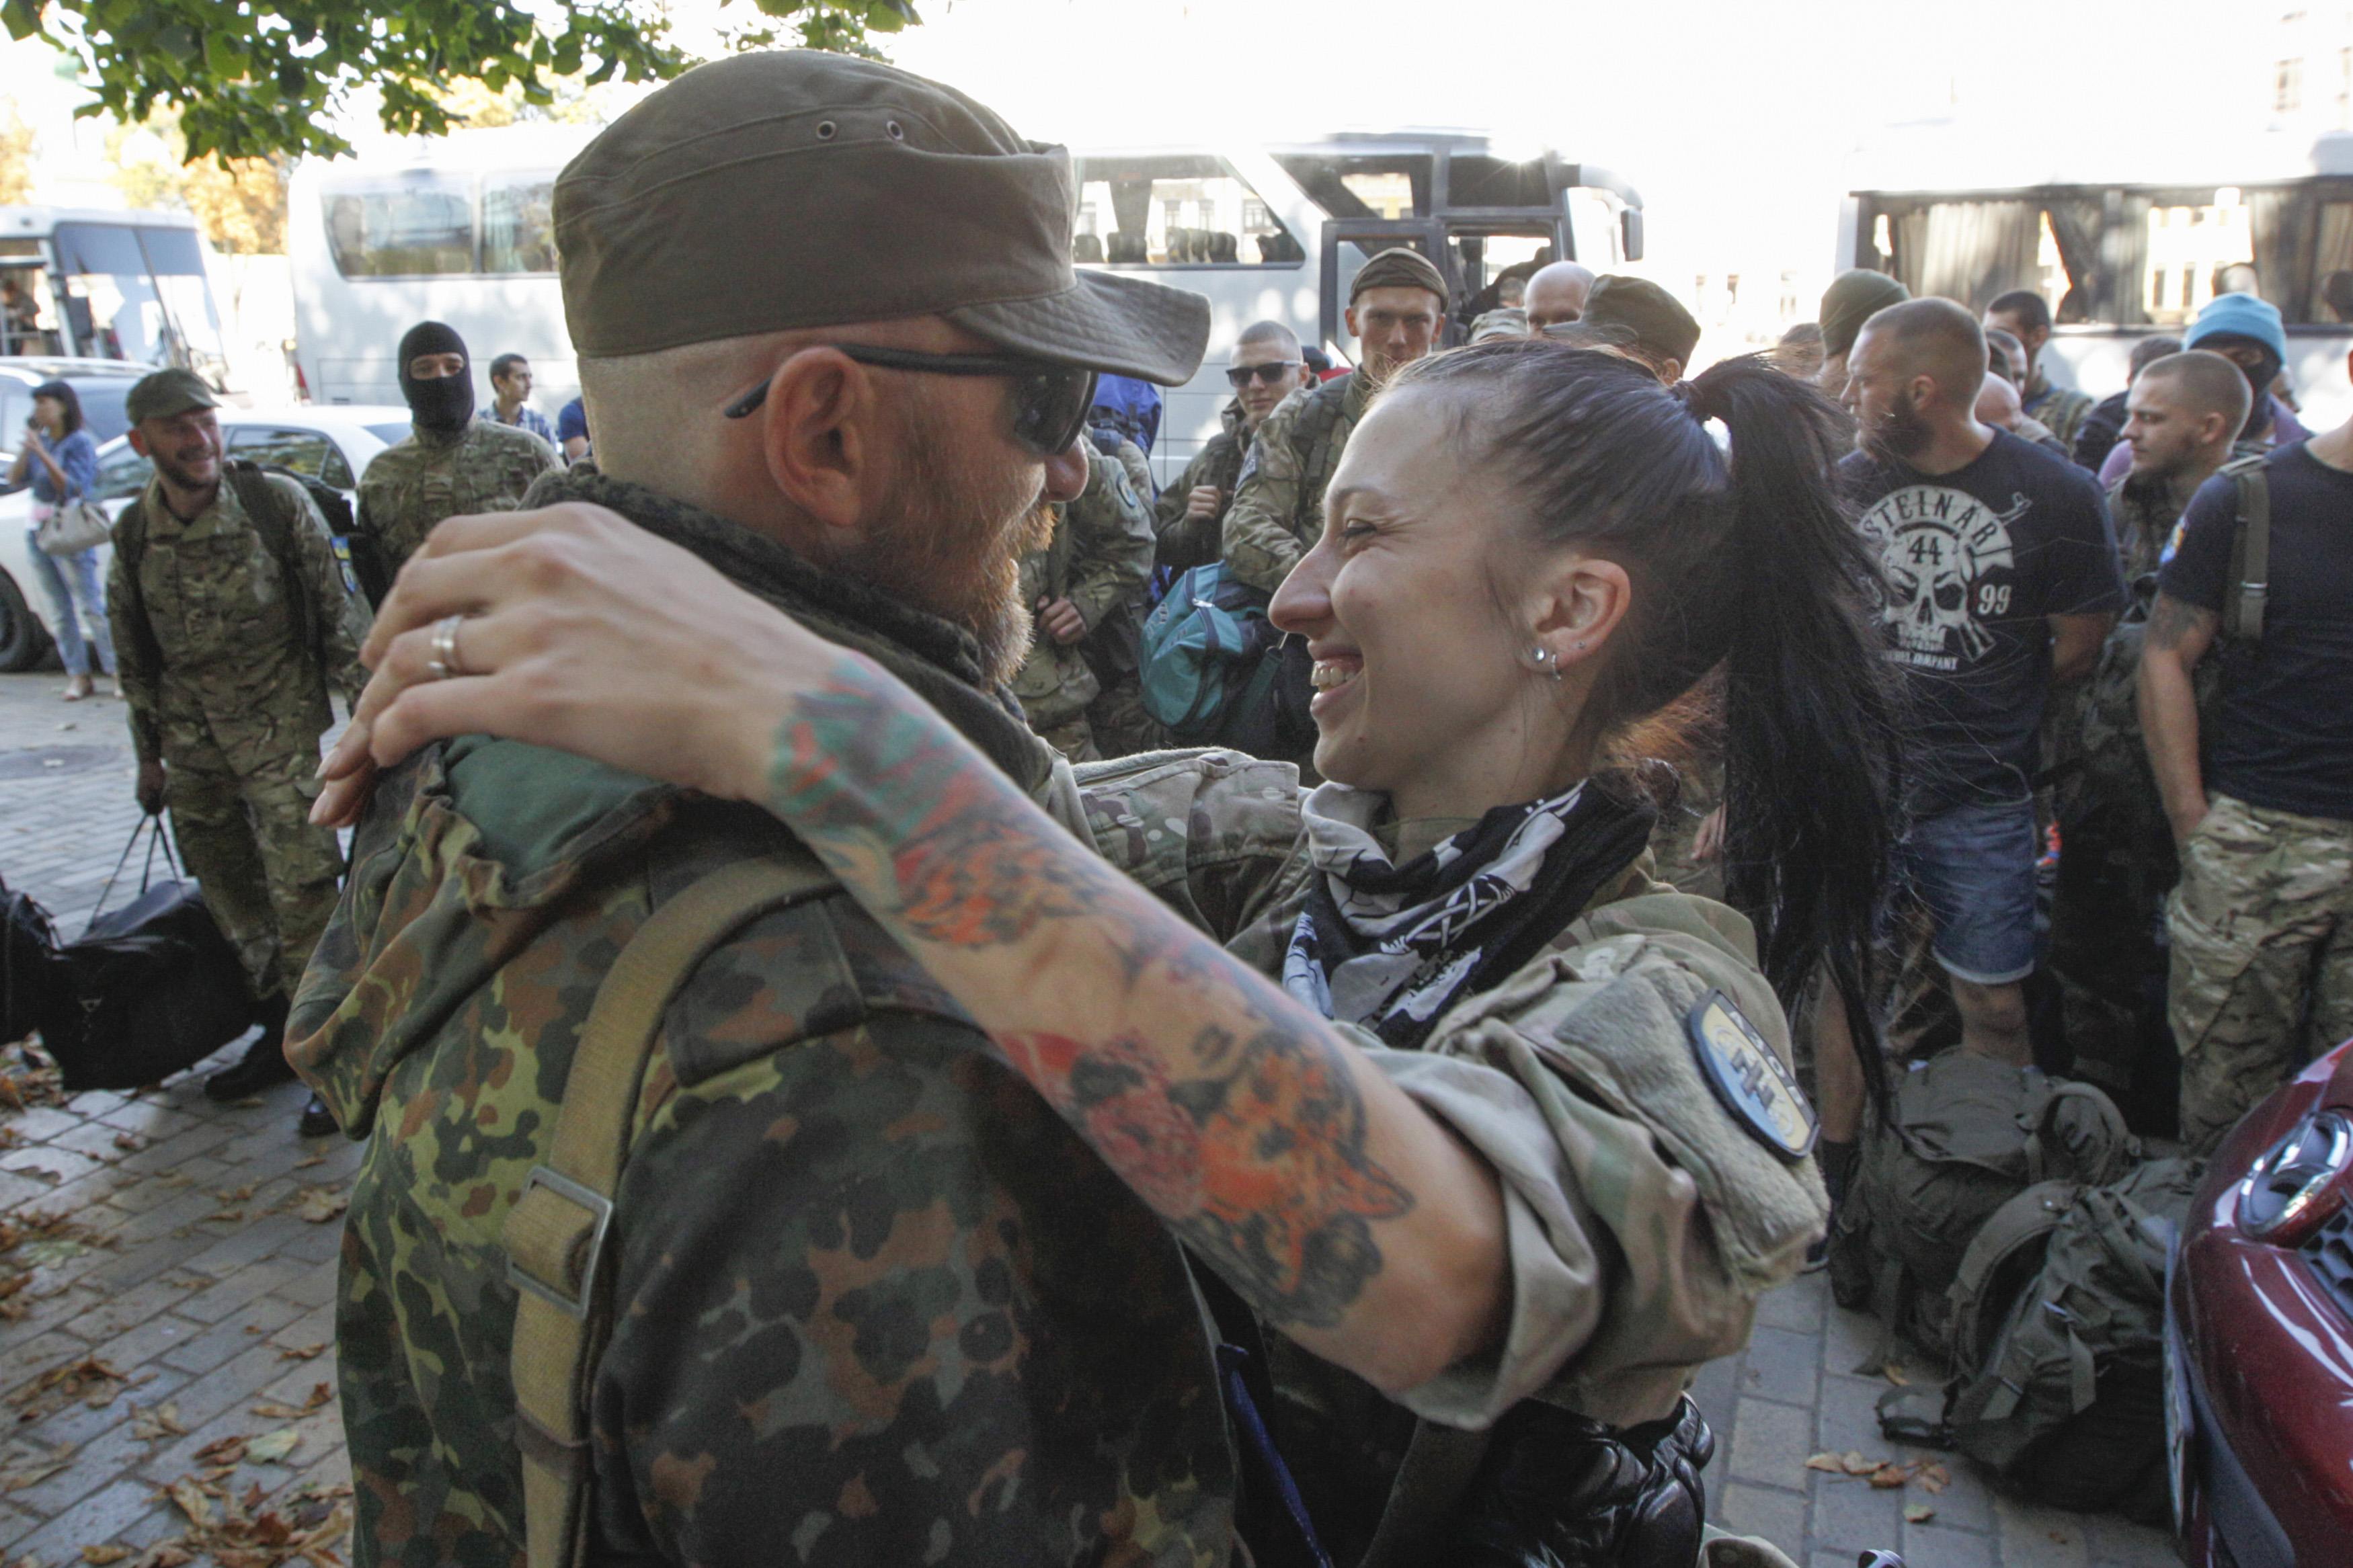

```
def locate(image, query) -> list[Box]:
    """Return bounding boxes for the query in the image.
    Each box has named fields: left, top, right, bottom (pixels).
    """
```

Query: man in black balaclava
left=355, top=319, right=563, bottom=577
left=397, top=320, right=476, bottom=431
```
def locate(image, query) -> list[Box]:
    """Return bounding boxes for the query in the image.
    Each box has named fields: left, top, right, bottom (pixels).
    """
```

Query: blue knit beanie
left=2185, top=292, right=2286, bottom=362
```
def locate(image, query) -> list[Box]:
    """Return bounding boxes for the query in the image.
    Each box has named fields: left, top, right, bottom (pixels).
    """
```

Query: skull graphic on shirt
left=1856, top=485, right=2029, bottom=668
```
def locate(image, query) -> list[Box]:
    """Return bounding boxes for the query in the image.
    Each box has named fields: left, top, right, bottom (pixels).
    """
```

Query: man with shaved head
left=1522, top=259, right=1597, bottom=330
left=1841, top=297, right=2124, bottom=1069
left=2114, top=349, right=2256, bottom=577
left=1987, top=290, right=2096, bottom=456
left=1153, top=318, right=1308, bottom=569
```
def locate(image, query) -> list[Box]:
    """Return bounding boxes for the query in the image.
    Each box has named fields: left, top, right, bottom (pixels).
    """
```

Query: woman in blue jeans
left=8, top=380, right=114, bottom=700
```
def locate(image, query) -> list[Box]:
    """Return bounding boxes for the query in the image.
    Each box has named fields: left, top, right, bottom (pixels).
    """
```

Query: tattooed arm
left=321, top=503, right=1511, bottom=1393
left=2139, top=590, right=2221, bottom=845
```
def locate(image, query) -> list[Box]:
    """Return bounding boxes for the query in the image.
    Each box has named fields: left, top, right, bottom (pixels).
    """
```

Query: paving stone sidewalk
left=0, top=671, right=356, bottom=1568
left=0, top=668, right=2180, bottom=1568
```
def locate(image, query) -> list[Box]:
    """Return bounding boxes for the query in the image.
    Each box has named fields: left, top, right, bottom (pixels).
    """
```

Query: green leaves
left=22, top=0, right=918, bottom=164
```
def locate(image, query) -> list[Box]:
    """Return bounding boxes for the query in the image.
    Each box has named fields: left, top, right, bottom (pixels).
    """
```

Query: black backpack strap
left=2220, top=454, right=2270, bottom=643
left=112, top=491, right=165, bottom=692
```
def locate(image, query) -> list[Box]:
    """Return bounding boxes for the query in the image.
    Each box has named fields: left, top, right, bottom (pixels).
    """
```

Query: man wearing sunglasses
left=1152, top=319, right=1312, bottom=569
left=1220, top=247, right=1448, bottom=595
left=288, top=51, right=1216, bottom=1568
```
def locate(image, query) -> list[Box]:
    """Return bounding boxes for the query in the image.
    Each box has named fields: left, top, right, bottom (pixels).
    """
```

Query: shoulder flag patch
left=1686, top=989, right=1818, bottom=1161
left=329, top=536, right=362, bottom=599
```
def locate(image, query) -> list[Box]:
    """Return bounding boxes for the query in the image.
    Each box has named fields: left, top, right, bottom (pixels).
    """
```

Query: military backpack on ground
left=1827, top=1048, right=2137, bottom=1364
left=1881, top=1157, right=2204, bottom=1524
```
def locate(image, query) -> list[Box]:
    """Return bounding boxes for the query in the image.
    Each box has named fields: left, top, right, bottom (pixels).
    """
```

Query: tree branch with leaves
left=3, top=0, right=918, bottom=165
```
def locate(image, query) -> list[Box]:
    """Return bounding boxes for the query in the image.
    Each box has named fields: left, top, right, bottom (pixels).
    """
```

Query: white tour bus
left=0, top=206, right=231, bottom=382
left=1837, top=130, right=2353, bottom=429
left=289, top=127, right=1644, bottom=474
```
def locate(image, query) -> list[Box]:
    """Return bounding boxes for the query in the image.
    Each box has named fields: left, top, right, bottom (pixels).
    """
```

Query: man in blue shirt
left=484, top=352, right=557, bottom=446
left=555, top=394, right=588, bottom=461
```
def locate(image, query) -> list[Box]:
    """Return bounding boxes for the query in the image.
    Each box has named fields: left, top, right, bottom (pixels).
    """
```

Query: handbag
left=35, top=497, right=114, bottom=556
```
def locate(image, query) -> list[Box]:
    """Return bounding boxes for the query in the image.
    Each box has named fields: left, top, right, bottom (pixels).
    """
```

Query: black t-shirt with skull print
left=1841, top=431, right=2124, bottom=812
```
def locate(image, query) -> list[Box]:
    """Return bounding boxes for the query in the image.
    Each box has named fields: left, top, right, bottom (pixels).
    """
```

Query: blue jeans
left=24, top=527, right=115, bottom=677
left=1893, top=794, right=2042, bottom=985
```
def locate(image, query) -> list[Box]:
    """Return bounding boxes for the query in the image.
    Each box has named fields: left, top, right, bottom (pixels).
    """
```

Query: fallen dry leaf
left=0, top=1438, right=77, bottom=1491
left=1804, top=1451, right=1843, bottom=1473
left=245, top=1428, right=299, bottom=1465
left=1840, top=1451, right=1882, bottom=1476
left=292, top=1188, right=347, bottom=1225
left=193, top=1436, right=248, bottom=1467
left=163, top=1477, right=214, bottom=1530
left=1882, top=1360, right=1911, bottom=1387
left=202, top=1210, right=245, bottom=1227
left=1869, top=1465, right=1909, bottom=1489
left=8, top=1356, right=134, bottom=1419
left=291, top=1157, right=323, bottom=1171
left=110, top=1133, right=145, bottom=1154
left=130, top=1403, right=186, bottom=1441
left=277, top=1344, right=327, bottom=1362
left=229, top=1098, right=266, bottom=1110
left=251, top=1385, right=331, bottom=1421
left=1904, top=1501, right=1935, bottom=1524
left=132, top=1546, right=193, bottom=1568
left=1919, top=1462, right=1950, bottom=1495
left=216, top=1186, right=256, bottom=1204
left=80, top=1546, right=130, bottom=1565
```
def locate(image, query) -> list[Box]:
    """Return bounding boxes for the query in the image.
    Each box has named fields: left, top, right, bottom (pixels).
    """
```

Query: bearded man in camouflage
left=110, top=368, right=369, bottom=1137
left=354, top=321, right=563, bottom=574
left=290, top=53, right=1229, bottom=1567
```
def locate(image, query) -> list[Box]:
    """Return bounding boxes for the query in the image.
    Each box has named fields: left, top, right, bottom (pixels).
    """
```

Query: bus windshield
left=48, top=221, right=229, bottom=376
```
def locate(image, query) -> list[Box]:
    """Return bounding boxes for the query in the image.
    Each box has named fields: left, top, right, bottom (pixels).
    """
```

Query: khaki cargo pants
left=2169, top=793, right=2353, bottom=1153
left=165, top=738, right=346, bottom=1001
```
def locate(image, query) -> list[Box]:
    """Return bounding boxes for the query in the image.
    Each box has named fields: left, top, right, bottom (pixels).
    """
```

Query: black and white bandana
left=1281, top=780, right=1654, bottom=1050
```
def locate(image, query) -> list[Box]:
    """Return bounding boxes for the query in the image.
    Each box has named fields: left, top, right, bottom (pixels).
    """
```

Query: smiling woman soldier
left=317, top=327, right=1898, bottom=1567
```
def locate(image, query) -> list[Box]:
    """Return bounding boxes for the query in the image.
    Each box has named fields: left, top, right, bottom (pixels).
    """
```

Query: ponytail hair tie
left=1671, top=378, right=1707, bottom=417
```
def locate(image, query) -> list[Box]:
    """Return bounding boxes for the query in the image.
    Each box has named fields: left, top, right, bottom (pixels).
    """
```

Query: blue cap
left=2184, top=292, right=2286, bottom=362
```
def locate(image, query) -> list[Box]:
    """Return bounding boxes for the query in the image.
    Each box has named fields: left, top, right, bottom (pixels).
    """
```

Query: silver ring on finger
left=428, top=614, right=469, bottom=682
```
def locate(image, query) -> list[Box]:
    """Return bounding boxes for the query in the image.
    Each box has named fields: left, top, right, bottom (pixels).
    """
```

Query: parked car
left=0, top=358, right=151, bottom=483
left=2167, top=1035, right=2353, bottom=1568
left=0, top=404, right=412, bottom=671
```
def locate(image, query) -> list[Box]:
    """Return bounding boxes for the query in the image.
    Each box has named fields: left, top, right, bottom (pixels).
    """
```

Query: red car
left=2168, top=1037, right=2353, bottom=1567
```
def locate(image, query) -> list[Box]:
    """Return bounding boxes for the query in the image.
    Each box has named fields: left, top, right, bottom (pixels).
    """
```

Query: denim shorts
left=1893, top=795, right=2041, bottom=985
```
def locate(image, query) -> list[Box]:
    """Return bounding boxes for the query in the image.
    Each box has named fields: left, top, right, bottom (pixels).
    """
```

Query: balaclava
left=398, top=321, right=475, bottom=434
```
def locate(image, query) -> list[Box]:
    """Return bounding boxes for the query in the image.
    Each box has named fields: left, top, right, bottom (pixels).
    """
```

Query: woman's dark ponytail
left=1684, top=357, right=1904, bottom=1112
left=1383, top=341, right=1903, bottom=1113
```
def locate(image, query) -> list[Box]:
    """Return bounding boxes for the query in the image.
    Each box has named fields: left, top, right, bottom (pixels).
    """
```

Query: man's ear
left=757, top=347, right=875, bottom=537
left=126, top=427, right=150, bottom=458
left=1343, top=303, right=1361, bottom=342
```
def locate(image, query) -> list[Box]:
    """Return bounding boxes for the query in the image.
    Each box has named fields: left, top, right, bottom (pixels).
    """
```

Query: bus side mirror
left=1620, top=208, right=1645, bottom=263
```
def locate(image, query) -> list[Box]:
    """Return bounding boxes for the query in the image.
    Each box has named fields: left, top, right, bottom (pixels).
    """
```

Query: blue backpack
left=1138, top=563, right=1315, bottom=754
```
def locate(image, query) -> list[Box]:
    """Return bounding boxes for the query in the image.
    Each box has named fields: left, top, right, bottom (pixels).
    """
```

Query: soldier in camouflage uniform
left=109, top=369, right=368, bottom=1132
left=292, top=55, right=1242, bottom=1568
left=2142, top=383, right=2353, bottom=1153
left=1985, top=290, right=2096, bottom=457
left=1220, top=248, right=1447, bottom=593
left=355, top=321, right=563, bottom=573
left=1012, top=442, right=1156, bottom=760
left=2046, top=352, right=2255, bottom=1119
left=1154, top=321, right=1313, bottom=571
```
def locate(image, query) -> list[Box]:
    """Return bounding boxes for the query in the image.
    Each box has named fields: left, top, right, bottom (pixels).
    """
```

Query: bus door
left=1318, top=218, right=1448, bottom=360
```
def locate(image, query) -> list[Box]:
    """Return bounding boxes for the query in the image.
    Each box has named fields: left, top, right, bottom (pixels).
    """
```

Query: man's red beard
left=846, top=390, right=1055, bottom=688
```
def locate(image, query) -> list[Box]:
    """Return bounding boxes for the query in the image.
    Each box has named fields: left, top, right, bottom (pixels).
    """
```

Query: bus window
left=1072, top=155, right=1300, bottom=266
left=2137, top=191, right=2254, bottom=327
left=324, top=175, right=476, bottom=278
left=135, top=226, right=231, bottom=379
left=0, top=260, right=58, bottom=357
left=1875, top=197, right=2106, bottom=321
left=1272, top=151, right=1435, bottom=226
left=483, top=175, right=559, bottom=274
left=2309, top=200, right=2353, bottom=322
left=52, top=222, right=167, bottom=362
left=1566, top=190, right=1620, bottom=269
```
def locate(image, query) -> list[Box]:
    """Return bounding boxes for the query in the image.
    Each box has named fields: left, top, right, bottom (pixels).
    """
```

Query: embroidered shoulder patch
left=329, top=536, right=362, bottom=599
left=1686, top=989, right=1817, bottom=1161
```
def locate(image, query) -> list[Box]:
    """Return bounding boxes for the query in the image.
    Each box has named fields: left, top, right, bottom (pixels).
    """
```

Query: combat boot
left=202, top=991, right=298, bottom=1101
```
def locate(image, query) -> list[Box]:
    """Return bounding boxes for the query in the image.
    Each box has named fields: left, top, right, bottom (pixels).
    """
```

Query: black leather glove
left=1451, top=1396, right=1715, bottom=1568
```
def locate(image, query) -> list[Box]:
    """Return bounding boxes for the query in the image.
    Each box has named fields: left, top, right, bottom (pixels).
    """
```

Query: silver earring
left=1528, top=645, right=1564, bottom=680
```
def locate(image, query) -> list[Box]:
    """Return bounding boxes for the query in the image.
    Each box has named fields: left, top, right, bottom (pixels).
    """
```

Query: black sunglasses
left=723, top=343, right=1098, bottom=458
left=1225, top=361, right=1302, bottom=388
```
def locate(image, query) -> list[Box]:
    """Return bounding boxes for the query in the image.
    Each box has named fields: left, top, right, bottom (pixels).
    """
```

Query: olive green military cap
left=553, top=50, right=1209, bottom=386
left=1349, top=246, right=1449, bottom=307
left=1544, top=276, right=1701, bottom=368
left=1819, top=268, right=1909, bottom=359
left=124, top=366, right=220, bottom=423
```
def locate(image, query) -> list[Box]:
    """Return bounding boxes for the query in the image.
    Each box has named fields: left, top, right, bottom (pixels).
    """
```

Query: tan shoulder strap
left=504, top=848, right=837, bottom=1568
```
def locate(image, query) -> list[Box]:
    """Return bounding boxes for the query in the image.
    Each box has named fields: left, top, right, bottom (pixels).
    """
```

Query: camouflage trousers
left=165, top=738, right=346, bottom=1001
left=2169, top=793, right=2353, bottom=1153
left=1030, top=677, right=1166, bottom=764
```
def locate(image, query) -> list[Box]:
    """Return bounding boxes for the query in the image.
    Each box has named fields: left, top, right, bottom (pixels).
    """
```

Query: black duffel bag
left=34, top=821, right=256, bottom=1092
